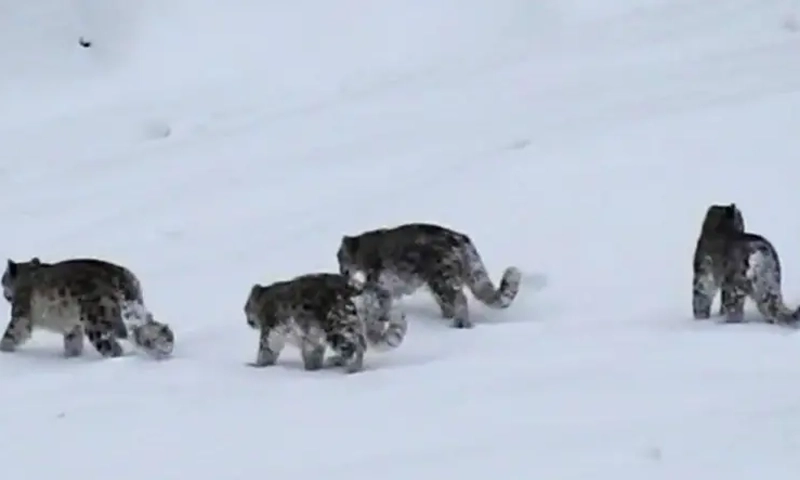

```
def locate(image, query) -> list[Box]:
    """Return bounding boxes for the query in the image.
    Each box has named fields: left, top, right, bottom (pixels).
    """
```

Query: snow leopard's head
left=337, top=234, right=370, bottom=279
left=2, top=257, right=44, bottom=303
left=700, top=203, right=744, bottom=238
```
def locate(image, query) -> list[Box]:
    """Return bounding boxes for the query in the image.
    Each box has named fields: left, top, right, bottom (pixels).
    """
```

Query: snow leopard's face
left=244, top=285, right=266, bottom=329
left=2, top=257, right=43, bottom=302
left=336, top=236, right=361, bottom=278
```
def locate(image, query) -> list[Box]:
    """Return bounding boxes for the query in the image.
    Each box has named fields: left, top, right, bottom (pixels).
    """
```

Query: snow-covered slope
left=2, top=0, right=800, bottom=478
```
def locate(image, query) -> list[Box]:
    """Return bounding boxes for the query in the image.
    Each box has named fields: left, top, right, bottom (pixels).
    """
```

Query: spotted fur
left=337, top=222, right=521, bottom=329
left=692, top=203, right=799, bottom=325
left=1, top=257, right=174, bottom=359
left=244, top=272, right=407, bottom=373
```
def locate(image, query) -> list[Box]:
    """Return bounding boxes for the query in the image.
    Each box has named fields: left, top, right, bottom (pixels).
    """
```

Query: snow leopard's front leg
left=0, top=291, right=34, bottom=352
left=63, top=325, right=84, bottom=357
left=252, top=326, right=285, bottom=367
left=692, top=254, right=717, bottom=320
left=354, top=284, right=407, bottom=351
left=361, top=267, right=395, bottom=324
left=301, top=337, right=326, bottom=371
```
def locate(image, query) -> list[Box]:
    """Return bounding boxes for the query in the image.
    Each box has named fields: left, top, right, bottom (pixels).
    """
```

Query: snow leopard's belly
left=377, top=270, right=424, bottom=298
left=30, top=292, right=82, bottom=333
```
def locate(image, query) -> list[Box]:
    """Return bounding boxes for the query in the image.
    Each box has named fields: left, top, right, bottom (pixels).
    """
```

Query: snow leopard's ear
left=30, top=257, right=41, bottom=266
left=6, top=259, right=16, bottom=277
left=723, top=203, right=745, bottom=231
left=342, top=235, right=360, bottom=253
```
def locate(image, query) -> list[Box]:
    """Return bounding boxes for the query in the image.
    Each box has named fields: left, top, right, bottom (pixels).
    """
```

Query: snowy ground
left=2, top=0, right=800, bottom=478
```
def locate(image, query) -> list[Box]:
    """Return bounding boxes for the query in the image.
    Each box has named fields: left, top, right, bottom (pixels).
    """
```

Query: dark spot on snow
left=507, top=139, right=531, bottom=150
left=643, top=446, right=662, bottom=461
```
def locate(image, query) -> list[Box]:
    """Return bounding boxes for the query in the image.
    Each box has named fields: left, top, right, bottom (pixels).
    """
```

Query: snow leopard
left=244, top=272, right=408, bottom=374
left=692, top=203, right=745, bottom=318
left=1, top=257, right=175, bottom=359
left=692, top=203, right=799, bottom=325
left=336, top=222, right=522, bottom=329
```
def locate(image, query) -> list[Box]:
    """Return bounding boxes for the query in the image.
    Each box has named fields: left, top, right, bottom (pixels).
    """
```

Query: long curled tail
left=119, top=299, right=174, bottom=358
left=131, top=320, right=175, bottom=359
left=113, top=269, right=148, bottom=339
left=748, top=238, right=799, bottom=327
left=459, top=240, right=521, bottom=309
left=787, top=306, right=800, bottom=327
left=120, top=299, right=154, bottom=328
left=762, top=289, right=800, bottom=326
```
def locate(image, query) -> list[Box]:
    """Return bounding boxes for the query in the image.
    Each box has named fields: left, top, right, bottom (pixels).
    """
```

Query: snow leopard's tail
left=458, top=239, right=521, bottom=309
left=108, top=266, right=148, bottom=339
left=747, top=237, right=799, bottom=327
left=131, top=320, right=175, bottom=359
left=119, top=298, right=174, bottom=358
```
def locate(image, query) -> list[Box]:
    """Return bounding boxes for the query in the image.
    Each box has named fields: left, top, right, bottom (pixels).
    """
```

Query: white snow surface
left=2, top=0, right=800, bottom=478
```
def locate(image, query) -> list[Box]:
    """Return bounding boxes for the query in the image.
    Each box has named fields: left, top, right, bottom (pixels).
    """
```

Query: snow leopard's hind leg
left=301, top=337, right=326, bottom=371
left=424, top=250, right=471, bottom=329
left=720, top=256, right=748, bottom=323
left=80, top=297, right=124, bottom=358
left=293, top=313, right=327, bottom=371
left=326, top=301, right=367, bottom=374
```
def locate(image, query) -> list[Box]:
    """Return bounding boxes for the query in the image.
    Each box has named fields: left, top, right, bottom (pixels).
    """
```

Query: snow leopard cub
left=692, top=203, right=799, bottom=325
left=337, top=222, right=522, bottom=329
left=1, top=257, right=174, bottom=359
left=244, top=272, right=407, bottom=373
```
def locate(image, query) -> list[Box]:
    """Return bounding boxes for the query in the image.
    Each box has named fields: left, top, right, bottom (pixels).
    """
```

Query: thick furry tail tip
left=497, top=266, right=523, bottom=307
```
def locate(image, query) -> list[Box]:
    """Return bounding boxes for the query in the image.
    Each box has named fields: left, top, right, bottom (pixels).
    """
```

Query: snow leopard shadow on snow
left=397, top=301, right=492, bottom=327
left=336, top=222, right=522, bottom=329
left=398, top=272, right=545, bottom=327
left=692, top=203, right=800, bottom=327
